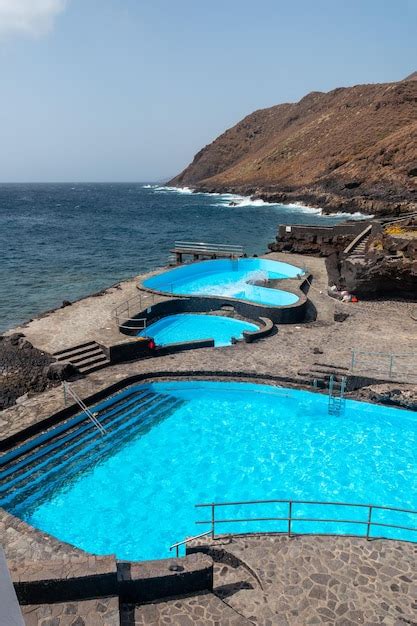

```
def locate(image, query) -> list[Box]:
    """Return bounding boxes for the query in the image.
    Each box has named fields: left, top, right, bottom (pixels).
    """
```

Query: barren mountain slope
left=170, top=78, right=417, bottom=214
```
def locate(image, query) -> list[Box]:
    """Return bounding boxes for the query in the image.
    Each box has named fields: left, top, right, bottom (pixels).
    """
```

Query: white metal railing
left=112, top=292, right=155, bottom=327
left=169, top=531, right=212, bottom=558
left=350, top=349, right=417, bottom=381
left=171, top=499, right=417, bottom=548
left=170, top=499, right=417, bottom=556
left=63, top=382, right=107, bottom=435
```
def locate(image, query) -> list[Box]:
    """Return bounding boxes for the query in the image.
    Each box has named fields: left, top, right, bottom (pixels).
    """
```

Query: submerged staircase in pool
left=0, top=388, right=184, bottom=512
left=53, top=341, right=110, bottom=375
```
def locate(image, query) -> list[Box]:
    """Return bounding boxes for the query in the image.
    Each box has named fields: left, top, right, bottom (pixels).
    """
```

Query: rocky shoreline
left=194, top=183, right=417, bottom=217
left=0, top=334, right=78, bottom=410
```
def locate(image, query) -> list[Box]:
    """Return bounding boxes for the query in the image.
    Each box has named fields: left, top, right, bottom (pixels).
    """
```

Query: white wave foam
left=154, top=185, right=194, bottom=194
left=147, top=185, right=369, bottom=219
left=198, top=269, right=268, bottom=298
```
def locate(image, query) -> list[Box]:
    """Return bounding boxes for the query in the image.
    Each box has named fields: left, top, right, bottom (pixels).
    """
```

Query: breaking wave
left=144, top=185, right=368, bottom=219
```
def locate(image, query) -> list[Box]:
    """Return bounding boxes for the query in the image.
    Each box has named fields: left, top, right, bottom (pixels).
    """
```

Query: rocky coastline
left=193, top=183, right=417, bottom=217
left=170, top=76, right=417, bottom=217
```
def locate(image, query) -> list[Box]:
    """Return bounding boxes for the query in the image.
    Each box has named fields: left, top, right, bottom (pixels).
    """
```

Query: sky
left=0, top=0, right=416, bottom=183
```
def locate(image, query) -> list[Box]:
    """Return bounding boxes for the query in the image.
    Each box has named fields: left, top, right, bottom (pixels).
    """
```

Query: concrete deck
left=190, top=534, right=417, bottom=625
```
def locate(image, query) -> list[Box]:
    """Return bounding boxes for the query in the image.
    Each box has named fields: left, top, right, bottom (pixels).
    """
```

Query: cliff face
left=170, top=77, right=417, bottom=215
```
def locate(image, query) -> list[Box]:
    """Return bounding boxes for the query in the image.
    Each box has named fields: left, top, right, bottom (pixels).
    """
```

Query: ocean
left=0, top=183, right=362, bottom=332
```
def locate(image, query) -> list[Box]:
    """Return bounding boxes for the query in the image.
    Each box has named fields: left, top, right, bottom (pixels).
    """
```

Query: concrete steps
left=298, top=362, right=349, bottom=389
left=347, top=233, right=371, bottom=260
left=53, top=340, right=110, bottom=375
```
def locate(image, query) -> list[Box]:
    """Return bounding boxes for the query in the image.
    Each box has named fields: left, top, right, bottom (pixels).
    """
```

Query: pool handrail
left=113, top=292, right=156, bottom=327
left=169, top=530, right=213, bottom=558
left=190, top=499, right=417, bottom=542
left=62, top=382, right=107, bottom=435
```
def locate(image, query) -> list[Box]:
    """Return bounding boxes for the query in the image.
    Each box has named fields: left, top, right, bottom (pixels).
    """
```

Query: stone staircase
left=350, top=233, right=370, bottom=257
left=343, top=223, right=373, bottom=260
left=53, top=340, right=110, bottom=375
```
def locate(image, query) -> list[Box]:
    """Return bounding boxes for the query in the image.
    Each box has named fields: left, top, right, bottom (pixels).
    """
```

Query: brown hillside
left=170, top=78, right=417, bottom=215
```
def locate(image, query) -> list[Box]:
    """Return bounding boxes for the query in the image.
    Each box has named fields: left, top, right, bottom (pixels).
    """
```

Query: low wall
left=269, top=221, right=370, bottom=256
left=127, top=291, right=307, bottom=328
left=11, top=553, right=213, bottom=605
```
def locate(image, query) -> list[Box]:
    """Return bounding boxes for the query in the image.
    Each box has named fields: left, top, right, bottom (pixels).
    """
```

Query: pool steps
left=1, top=390, right=183, bottom=511
left=53, top=341, right=110, bottom=375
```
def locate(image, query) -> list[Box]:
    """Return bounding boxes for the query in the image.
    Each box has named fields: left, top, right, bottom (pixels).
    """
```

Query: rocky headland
left=169, top=74, right=417, bottom=215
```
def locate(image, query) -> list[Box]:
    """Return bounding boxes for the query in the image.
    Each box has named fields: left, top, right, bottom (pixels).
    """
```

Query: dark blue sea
left=0, top=183, right=361, bottom=332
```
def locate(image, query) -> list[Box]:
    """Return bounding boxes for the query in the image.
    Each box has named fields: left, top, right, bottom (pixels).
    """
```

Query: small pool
left=3, top=381, right=417, bottom=561
left=137, top=313, right=258, bottom=347
left=143, top=258, right=302, bottom=306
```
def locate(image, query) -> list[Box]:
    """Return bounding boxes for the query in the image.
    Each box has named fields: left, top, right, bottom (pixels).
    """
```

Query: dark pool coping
left=119, top=297, right=275, bottom=350
left=0, top=369, right=399, bottom=453
left=0, top=371, right=298, bottom=451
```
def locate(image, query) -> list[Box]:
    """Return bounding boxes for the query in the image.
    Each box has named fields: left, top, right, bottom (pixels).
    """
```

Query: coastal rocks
left=356, top=385, right=417, bottom=411
left=269, top=222, right=368, bottom=256
left=340, top=223, right=417, bottom=298
left=44, top=362, right=78, bottom=381
left=0, top=334, right=56, bottom=409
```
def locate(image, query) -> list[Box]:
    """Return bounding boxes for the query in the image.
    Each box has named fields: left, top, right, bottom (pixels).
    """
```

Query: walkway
left=189, top=534, right=417, bottom=625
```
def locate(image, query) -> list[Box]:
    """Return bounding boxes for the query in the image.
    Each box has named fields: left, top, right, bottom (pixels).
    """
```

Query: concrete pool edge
left=138, top=279, right=310, bottom=324
left=0, top=369, right=410, bottom=452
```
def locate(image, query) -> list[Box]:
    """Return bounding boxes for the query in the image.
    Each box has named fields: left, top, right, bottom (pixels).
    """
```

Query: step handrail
left=63, top=382, right=107, bottom=435
left=112, top=293, right=155, bottom=327
left=169, top=530, right=212, bottom=558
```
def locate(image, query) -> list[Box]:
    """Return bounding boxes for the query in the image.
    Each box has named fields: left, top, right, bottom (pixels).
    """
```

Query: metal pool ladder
left=328, top=374, right=347, bottom=416
left=63, top=382, right=107, bottom=435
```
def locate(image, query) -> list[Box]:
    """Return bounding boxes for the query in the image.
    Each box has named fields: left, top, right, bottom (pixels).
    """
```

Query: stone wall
left=269, top=222, right=369, bottom=256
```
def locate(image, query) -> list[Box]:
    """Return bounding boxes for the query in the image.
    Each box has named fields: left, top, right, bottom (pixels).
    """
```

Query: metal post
left=366, top=506, right=373, bottom=540
left=389, top=355, right=394, bottom=378
left=288, top=501, right=292, bottom=537
left=211, top=504, right=215, bottom=539
left=63, top=382, right=67, bottom=406
left=176, top=546, right=179, bottom=558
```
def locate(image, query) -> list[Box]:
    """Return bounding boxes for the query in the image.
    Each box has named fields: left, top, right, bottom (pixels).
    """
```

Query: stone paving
left=192, top=534, right=417, bottom=625
left=1, top=509, right=84, bottom=563
left=127, top=591, right=251, bottom=625
left=22, top=596, right=120, bottom=626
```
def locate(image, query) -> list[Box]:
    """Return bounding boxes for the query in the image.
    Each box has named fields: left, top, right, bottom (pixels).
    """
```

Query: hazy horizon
left=0, top=0, right=416, bottom=183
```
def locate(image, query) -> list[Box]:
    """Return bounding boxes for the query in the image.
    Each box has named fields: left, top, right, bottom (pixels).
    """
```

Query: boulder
left=9, top=333, right=25, bottom=345
left=44, top=361, right=79, bottom=381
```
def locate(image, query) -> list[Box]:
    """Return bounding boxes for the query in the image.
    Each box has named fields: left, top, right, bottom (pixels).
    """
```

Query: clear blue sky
left=0, top=0, right=415, bottom=182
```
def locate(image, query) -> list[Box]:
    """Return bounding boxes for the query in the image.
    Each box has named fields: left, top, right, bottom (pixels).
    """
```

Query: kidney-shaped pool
left=143, top=258, right=303, bottom=306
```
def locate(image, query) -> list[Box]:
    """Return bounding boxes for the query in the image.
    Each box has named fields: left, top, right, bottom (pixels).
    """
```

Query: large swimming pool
left=3, top=381, right=417, bottom=561
left=137, top=313, right=258, bottom=347
left=143, top=258, right=302, bottom=306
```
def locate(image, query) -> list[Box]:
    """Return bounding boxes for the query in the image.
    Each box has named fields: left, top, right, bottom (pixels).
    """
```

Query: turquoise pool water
left=5, top=381, right=417, bottom=561
left=143, top=258, right=302, bottom=306
left=137, top=313, right=258, bottom=347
